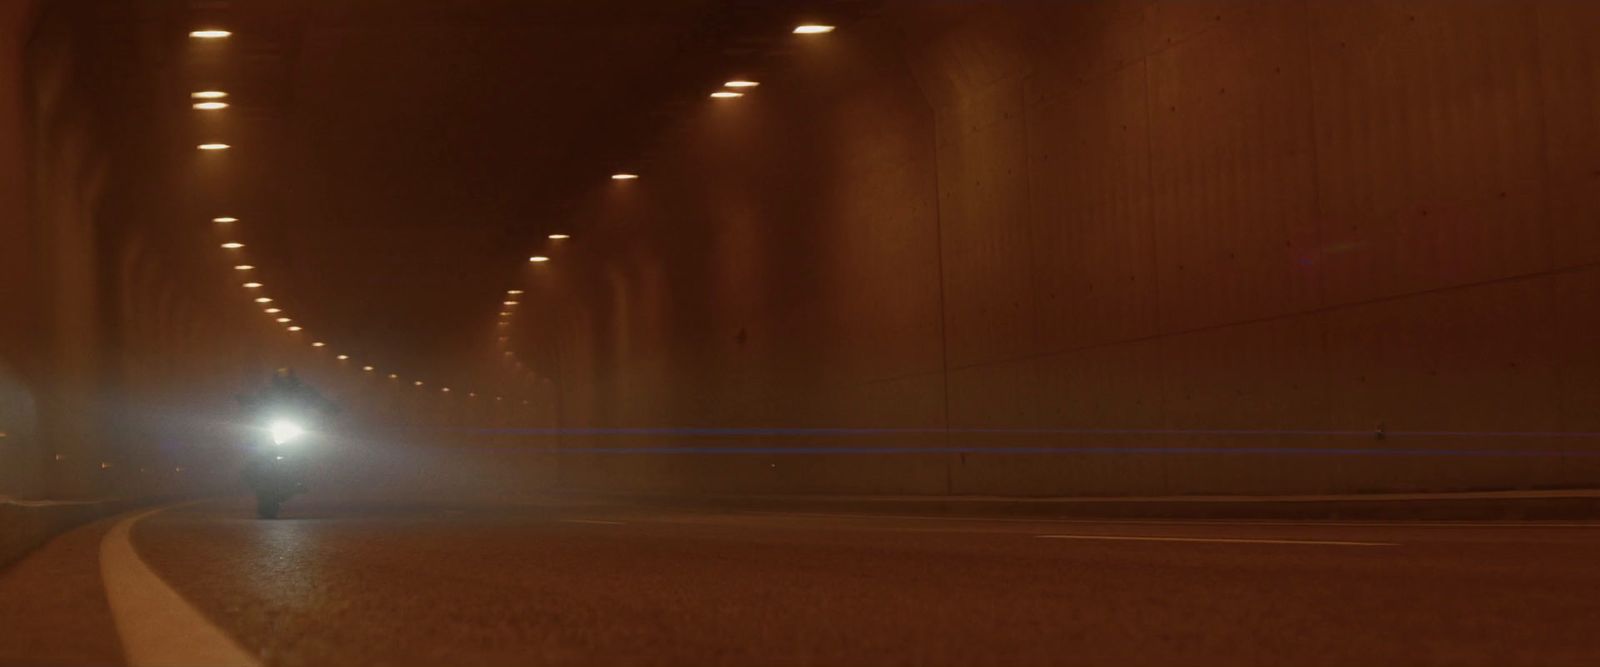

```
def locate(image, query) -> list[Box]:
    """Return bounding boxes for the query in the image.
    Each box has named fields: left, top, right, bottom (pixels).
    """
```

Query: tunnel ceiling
left=69, top=0, right=875, bottom=391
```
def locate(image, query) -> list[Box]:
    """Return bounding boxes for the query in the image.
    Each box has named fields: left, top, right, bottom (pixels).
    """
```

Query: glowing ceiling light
left=414, top=380, right=424, bottom=386
left=312, top=342, right=326, bottom=347
left=725, top=80, right=760, bottom=88
left=191, top=91, right=228, bottom=99
left=528, top=256, right=549, bottom=263
left=276, top=317, right=292, bottom=323
left=548, top=234, right=570, bottom=240
left=193, top=102, right=229, bottom=110
left=214, top=217, right=238, bottom=223
left=503, top=300, right=519, bottom=305
left=221, top=242, right=244, bottom=249
left=388, top=373, right=398, bottom=379
left=336, top=354, right=350, bottom=361
left=234, top=264, right=254, bottom=270
left=363, top=366, right=374, bottom=372
left=198, top=143, right=230, bottom=151
left=263, top=307, right=281, bottom=313
left=710, top=91, right=744, bottom=98
left=468, top=392, right=476, bottom=398
left=441, top=387, right=451, bottom=393
left=287, top=326, right=303, bottom=332
left=242, top=282, right=262, bottom=288
left=499, top=311, right=512, bottom=317
left=189, top=29, right=231, bottom=39
left=610, top=173, right=638, bottom=180
left=793, top=24, right=835, bottom=34
left=507, top=289, right=524, bottom=295
left=254, top=297, right=272, bottom=303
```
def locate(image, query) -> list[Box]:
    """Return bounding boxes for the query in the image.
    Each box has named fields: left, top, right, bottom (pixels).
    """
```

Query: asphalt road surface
left=5, top=499, right=1600, bottom=666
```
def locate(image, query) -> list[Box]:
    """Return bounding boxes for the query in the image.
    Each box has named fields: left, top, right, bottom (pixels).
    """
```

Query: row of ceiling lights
left=491, top=21, right=836, bottom=377
left=190, top=27, right=526, bottom=406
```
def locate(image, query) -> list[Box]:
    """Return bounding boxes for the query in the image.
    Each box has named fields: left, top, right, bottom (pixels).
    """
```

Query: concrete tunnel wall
left=495, top=0, right=1600, bottom=498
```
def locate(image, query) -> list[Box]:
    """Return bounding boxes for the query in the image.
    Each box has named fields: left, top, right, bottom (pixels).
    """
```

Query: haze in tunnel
left=3, top=1, right=1600, bottom=663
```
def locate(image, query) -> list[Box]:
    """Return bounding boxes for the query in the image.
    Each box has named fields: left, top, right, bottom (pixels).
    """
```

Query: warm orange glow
left=242, top=282, right=262, bottom=288
left=190, top=91, right=228, bottom=99
left=793, top=24, right=835, bottom=34
left=363, top=366, right=375, bottom=372
left=337, top=355, right=350, bottom=361
left=254, top=297, right=272, bottom=303
left=233, top=264, right=254, bottom=270
left=193, top=102, right=229, bottom=110
left=414, top=380, right=424, bottom=386
left=724, top=80, right=760, bottom=88
left=610, top=173, right=638, bottom=180
left=214, top=217, right=238, bottom=223
left=441, top=387, right=451, bottom=393
left=503, top=300, right=519, bottom=305
left=506, top=289, right=524, bottom=295
left=548, top=234, right=570, bottom=240
left=710, top=91, right=744, bottom=98
left=276, top=317, right=292, bottom=323
left=221, top=242, right=244, bottom=249
left=312, top=342, right=326, bottom=347
left=189, top=29, right=231, bottom=39
left=198, top=143, right=230, bottom=151
left=499, top=311, right=512, bottom=317
left=388, top=373, right=399, bottom=379
left=528, top=256, right=550, bottom=263
left=287, top=326, right=303, bottom=332
left=263, top=307, right=281, bottom=314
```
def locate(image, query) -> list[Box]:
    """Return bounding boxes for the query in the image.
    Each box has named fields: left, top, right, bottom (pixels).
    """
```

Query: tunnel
left=3, top=1, right=1600, bottom=665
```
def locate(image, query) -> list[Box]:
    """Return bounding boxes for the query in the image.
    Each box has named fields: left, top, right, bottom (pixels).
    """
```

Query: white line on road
left=100, top=506, right=261, bottom=667
left=561, top=519, right=626, bottom=525
left=1036, top=534, right=1396, bottom=547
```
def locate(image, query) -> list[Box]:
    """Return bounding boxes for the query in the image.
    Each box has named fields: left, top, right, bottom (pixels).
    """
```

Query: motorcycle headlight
left=270, top=419, right=305, bottom=445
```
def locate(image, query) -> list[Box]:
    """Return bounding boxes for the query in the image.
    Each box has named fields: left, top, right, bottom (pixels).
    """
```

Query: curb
left=639, top=490, right=1600, bottom=521
left=0, top=498, right=145, bottom=571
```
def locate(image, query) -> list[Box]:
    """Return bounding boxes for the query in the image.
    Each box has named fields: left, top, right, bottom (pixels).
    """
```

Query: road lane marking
left=561, top=519, right=626, bottom=525
left=1035, top=534, right=1396, bottom=547
left=100, top=506, right=261, bottom=667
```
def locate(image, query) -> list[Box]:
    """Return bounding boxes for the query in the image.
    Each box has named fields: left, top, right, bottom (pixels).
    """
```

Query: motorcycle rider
left=238, top=368, right=337, bottom=517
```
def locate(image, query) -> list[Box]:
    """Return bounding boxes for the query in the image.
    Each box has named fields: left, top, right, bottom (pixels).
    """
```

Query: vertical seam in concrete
left=1300, top=0, right=1337, bottom=463
left=1138, top=43, right=1167, bottom=494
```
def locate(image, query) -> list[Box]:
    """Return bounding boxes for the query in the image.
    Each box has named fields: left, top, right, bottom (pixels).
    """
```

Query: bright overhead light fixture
left=363, top=366, right=375, bottom=372
left=189, top=29, right=231, bottom=39
left=793, top=24, right=835, bottom=34
left=724, top=80, right=759, bottom=88
left=242, top=282, right=262, bottom=288
left=214, top=217, right=237, bottom=223
left=388, top=373, right=399, bottom=379
left=198, top=143, right=230, bottom=151
left=337, top=354, right=350, bottom=361
left=610, top=173, right=638, bottom=180
left=710, top=91, right=744, bottom=99
left=528, top=256, right=549, bottom=263
left=312, top=342, right=326, bottom=347
left=263, top=307, right=281, bottom=314
left=548, top=234, right=570, bottom=240
left=507, top=289, right=524, bottom=295
left=221, top=242, right=244, bottom=249
left=191, top=91, right=228, bottom=99
left=193, top=102, right=228, bottom=110
left=441, top=387, right=451, bottom=393
left=254, top=297, right=272, bottom=303
left=499, top=311, right=512, bottom=317
left=503, top=300, right=519, bottom=305
left=275, top=317, right=292, bottom=323
left=413, top=380, right=424, bottom=386
left=234, top=264, right=254, bottom=270
left=287, top=325, right=303, bottom=332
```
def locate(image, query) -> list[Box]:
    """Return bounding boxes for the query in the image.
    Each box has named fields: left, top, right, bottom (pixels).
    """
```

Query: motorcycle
left=243, top=415, right=313, bottom=519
